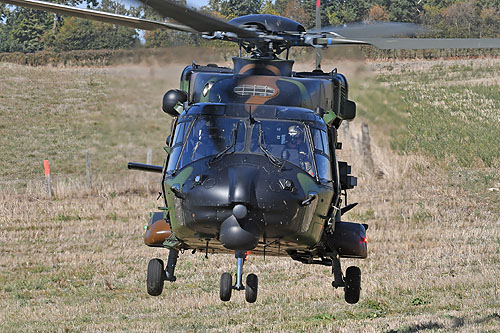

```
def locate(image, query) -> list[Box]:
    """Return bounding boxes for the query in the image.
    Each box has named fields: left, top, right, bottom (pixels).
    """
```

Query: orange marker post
left=44, top=160, right=52, bottom=199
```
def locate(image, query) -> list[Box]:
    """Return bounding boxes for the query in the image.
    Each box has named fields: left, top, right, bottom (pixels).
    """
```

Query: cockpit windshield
left=176, top=116, right=245, bottom=169
left=167, top=116, right=321, bottom=179
left=250, top=120, right=314, bottom=176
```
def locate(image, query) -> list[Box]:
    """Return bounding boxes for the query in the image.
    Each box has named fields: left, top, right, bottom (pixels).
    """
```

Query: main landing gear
left=331, top=256, right=361, bottom=304
left=146, top=249, right=178, bottom=296
left=220, top=251, right=258, bottom=303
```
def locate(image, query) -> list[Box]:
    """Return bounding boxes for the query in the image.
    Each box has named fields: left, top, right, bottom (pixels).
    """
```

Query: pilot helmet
left=287, top=125, right=303, bottom=144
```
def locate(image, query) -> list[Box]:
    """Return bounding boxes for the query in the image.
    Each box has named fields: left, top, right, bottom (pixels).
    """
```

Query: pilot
left=190, top=125, right=224, bottom=161
left=281, top=125, right=311, bottom=172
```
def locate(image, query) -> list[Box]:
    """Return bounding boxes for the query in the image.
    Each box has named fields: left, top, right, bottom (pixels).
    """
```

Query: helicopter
left=3, top=0, right=500, bottom=304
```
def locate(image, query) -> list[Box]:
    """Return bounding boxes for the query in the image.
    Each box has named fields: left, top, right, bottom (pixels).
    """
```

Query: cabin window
left=250, top=121, right=314, bottom=177
left=177, top=116, right=245, bottom=168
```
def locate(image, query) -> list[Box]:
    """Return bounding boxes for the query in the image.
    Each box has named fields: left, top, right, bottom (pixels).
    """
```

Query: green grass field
left=0, top=54, right=499, bottom=332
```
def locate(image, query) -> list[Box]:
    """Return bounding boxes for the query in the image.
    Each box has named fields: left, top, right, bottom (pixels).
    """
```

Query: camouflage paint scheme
left=182, top=58, right=351, bottom=127
left=158, top=57, right=356, bottom=258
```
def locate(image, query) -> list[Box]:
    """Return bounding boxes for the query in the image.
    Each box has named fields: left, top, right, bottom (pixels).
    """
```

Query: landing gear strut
left=331, top=256, right=361, bottom=304
left=234, top=251, right=245, bottom=291
left=219, top=251, right=258, bottom=303
left=165, top=249, right=178, bottom=282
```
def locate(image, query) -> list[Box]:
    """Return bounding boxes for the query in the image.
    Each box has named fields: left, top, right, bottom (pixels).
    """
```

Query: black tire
left=344, top=266, right=361, bottom=304
left=245, top=273, right=258, bottom=303
left=220, top=272, right=232, bottom=302
left=147, top=258, right=165, bottom=296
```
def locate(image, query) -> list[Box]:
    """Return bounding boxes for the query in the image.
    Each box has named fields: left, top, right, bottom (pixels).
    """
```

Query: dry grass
left=0, top=55, right=499, bottom=332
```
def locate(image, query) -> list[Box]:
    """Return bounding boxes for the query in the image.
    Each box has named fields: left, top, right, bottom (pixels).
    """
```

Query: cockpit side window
left=311, top=127, right=330, bottom=157
left=173, top=122, right=188, bottom=145
left=167, top=121, right=191, bottom=173
left=310, top=127, right=332, bottom=181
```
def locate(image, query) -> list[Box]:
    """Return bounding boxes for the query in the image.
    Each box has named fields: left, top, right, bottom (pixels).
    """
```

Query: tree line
left=1, top=0, right=499, bottom=53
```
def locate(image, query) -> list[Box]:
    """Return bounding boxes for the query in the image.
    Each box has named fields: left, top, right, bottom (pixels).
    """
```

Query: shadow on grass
left=475, top=312, right=500, bottom=324
left=387, top=321, right=444, bottom=333
left=388, top=314, right=472, bottom=333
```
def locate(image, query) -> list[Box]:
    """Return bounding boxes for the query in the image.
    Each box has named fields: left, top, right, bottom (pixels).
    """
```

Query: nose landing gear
left=245, top=273, right=258, bottom=303
left=220, top=251, right=258, bottom=303
left=220, top=272, right=233, bottom=301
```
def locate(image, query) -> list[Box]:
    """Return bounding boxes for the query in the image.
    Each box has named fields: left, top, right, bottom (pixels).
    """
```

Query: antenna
left=315, top=0, right=322, bottom=70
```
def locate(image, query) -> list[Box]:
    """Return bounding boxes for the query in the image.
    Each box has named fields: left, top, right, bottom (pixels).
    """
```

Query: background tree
left=381, top=0, right=421, bottom=23
left=51, top=0, right=99, bottom=31
left=326, top=0, right=371, bottom=24
left=206, top=0, right=221, bottom=13
left=216, top=0, right=263, bottom=19
left=441, top=2, right=478, bottom=38
left=0, top=5, right=9, bottom=52
left=0, top=3, right=7, bottom=19
left=5, top=8, right=52, bottom=52
left=140, top=0, right=204, bottom=48
left=479, top=7, right=500, bottom=37
left=366, top=4, right=388, bottom=22
left=45, top=16, right=138, bottom=51
left=43, top=0, right=138, bottom=51
left=421, top=3, right=442, bottom=31
left=2, top=0, right=500, bottom=53
left=282, top=0, right=309, bottom=25
left=260, top=0, right=279, bottom=15
left=273, top=0, right=289, bottom=15
left=1, top=0, right=100, bottom=52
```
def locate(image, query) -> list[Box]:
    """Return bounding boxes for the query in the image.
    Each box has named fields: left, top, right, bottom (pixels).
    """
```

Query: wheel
left=245, top=273, right=258, bottom=303
left=220, top=272, right=232, bottom=302
left=147, top=258, right=165, bottom=296
left=344, top=266, right=361, bottom=304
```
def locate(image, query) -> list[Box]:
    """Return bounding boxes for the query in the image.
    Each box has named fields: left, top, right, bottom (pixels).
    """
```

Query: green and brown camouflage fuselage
left=149, top=57, right=364, bottom=260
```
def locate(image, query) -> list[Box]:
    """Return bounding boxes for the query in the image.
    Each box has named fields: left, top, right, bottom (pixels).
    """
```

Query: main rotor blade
left=140, top=0, right=257, bottom=37
left=309, top=22, right=425, bottom=38
left=363, top=38, right=500, bottom=50
left=313, top=36, right=500, bottom=50
left=0, top=0, right=195, bottom=32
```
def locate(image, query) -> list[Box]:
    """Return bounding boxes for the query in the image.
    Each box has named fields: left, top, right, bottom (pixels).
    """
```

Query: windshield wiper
left=258, top=125, right=284, bottom=170
left=209, top=124, right=239, bottom=164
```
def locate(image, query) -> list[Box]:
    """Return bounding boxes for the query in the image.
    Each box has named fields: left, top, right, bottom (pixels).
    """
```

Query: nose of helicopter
left=176, top=154, right=312, bottom=250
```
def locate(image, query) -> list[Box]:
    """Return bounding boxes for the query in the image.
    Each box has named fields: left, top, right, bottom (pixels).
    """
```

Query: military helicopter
left=4, top=0, right=500, bottom=304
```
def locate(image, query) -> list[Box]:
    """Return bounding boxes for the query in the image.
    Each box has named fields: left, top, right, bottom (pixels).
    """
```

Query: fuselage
left=161, top=57, right=348, bottom=256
